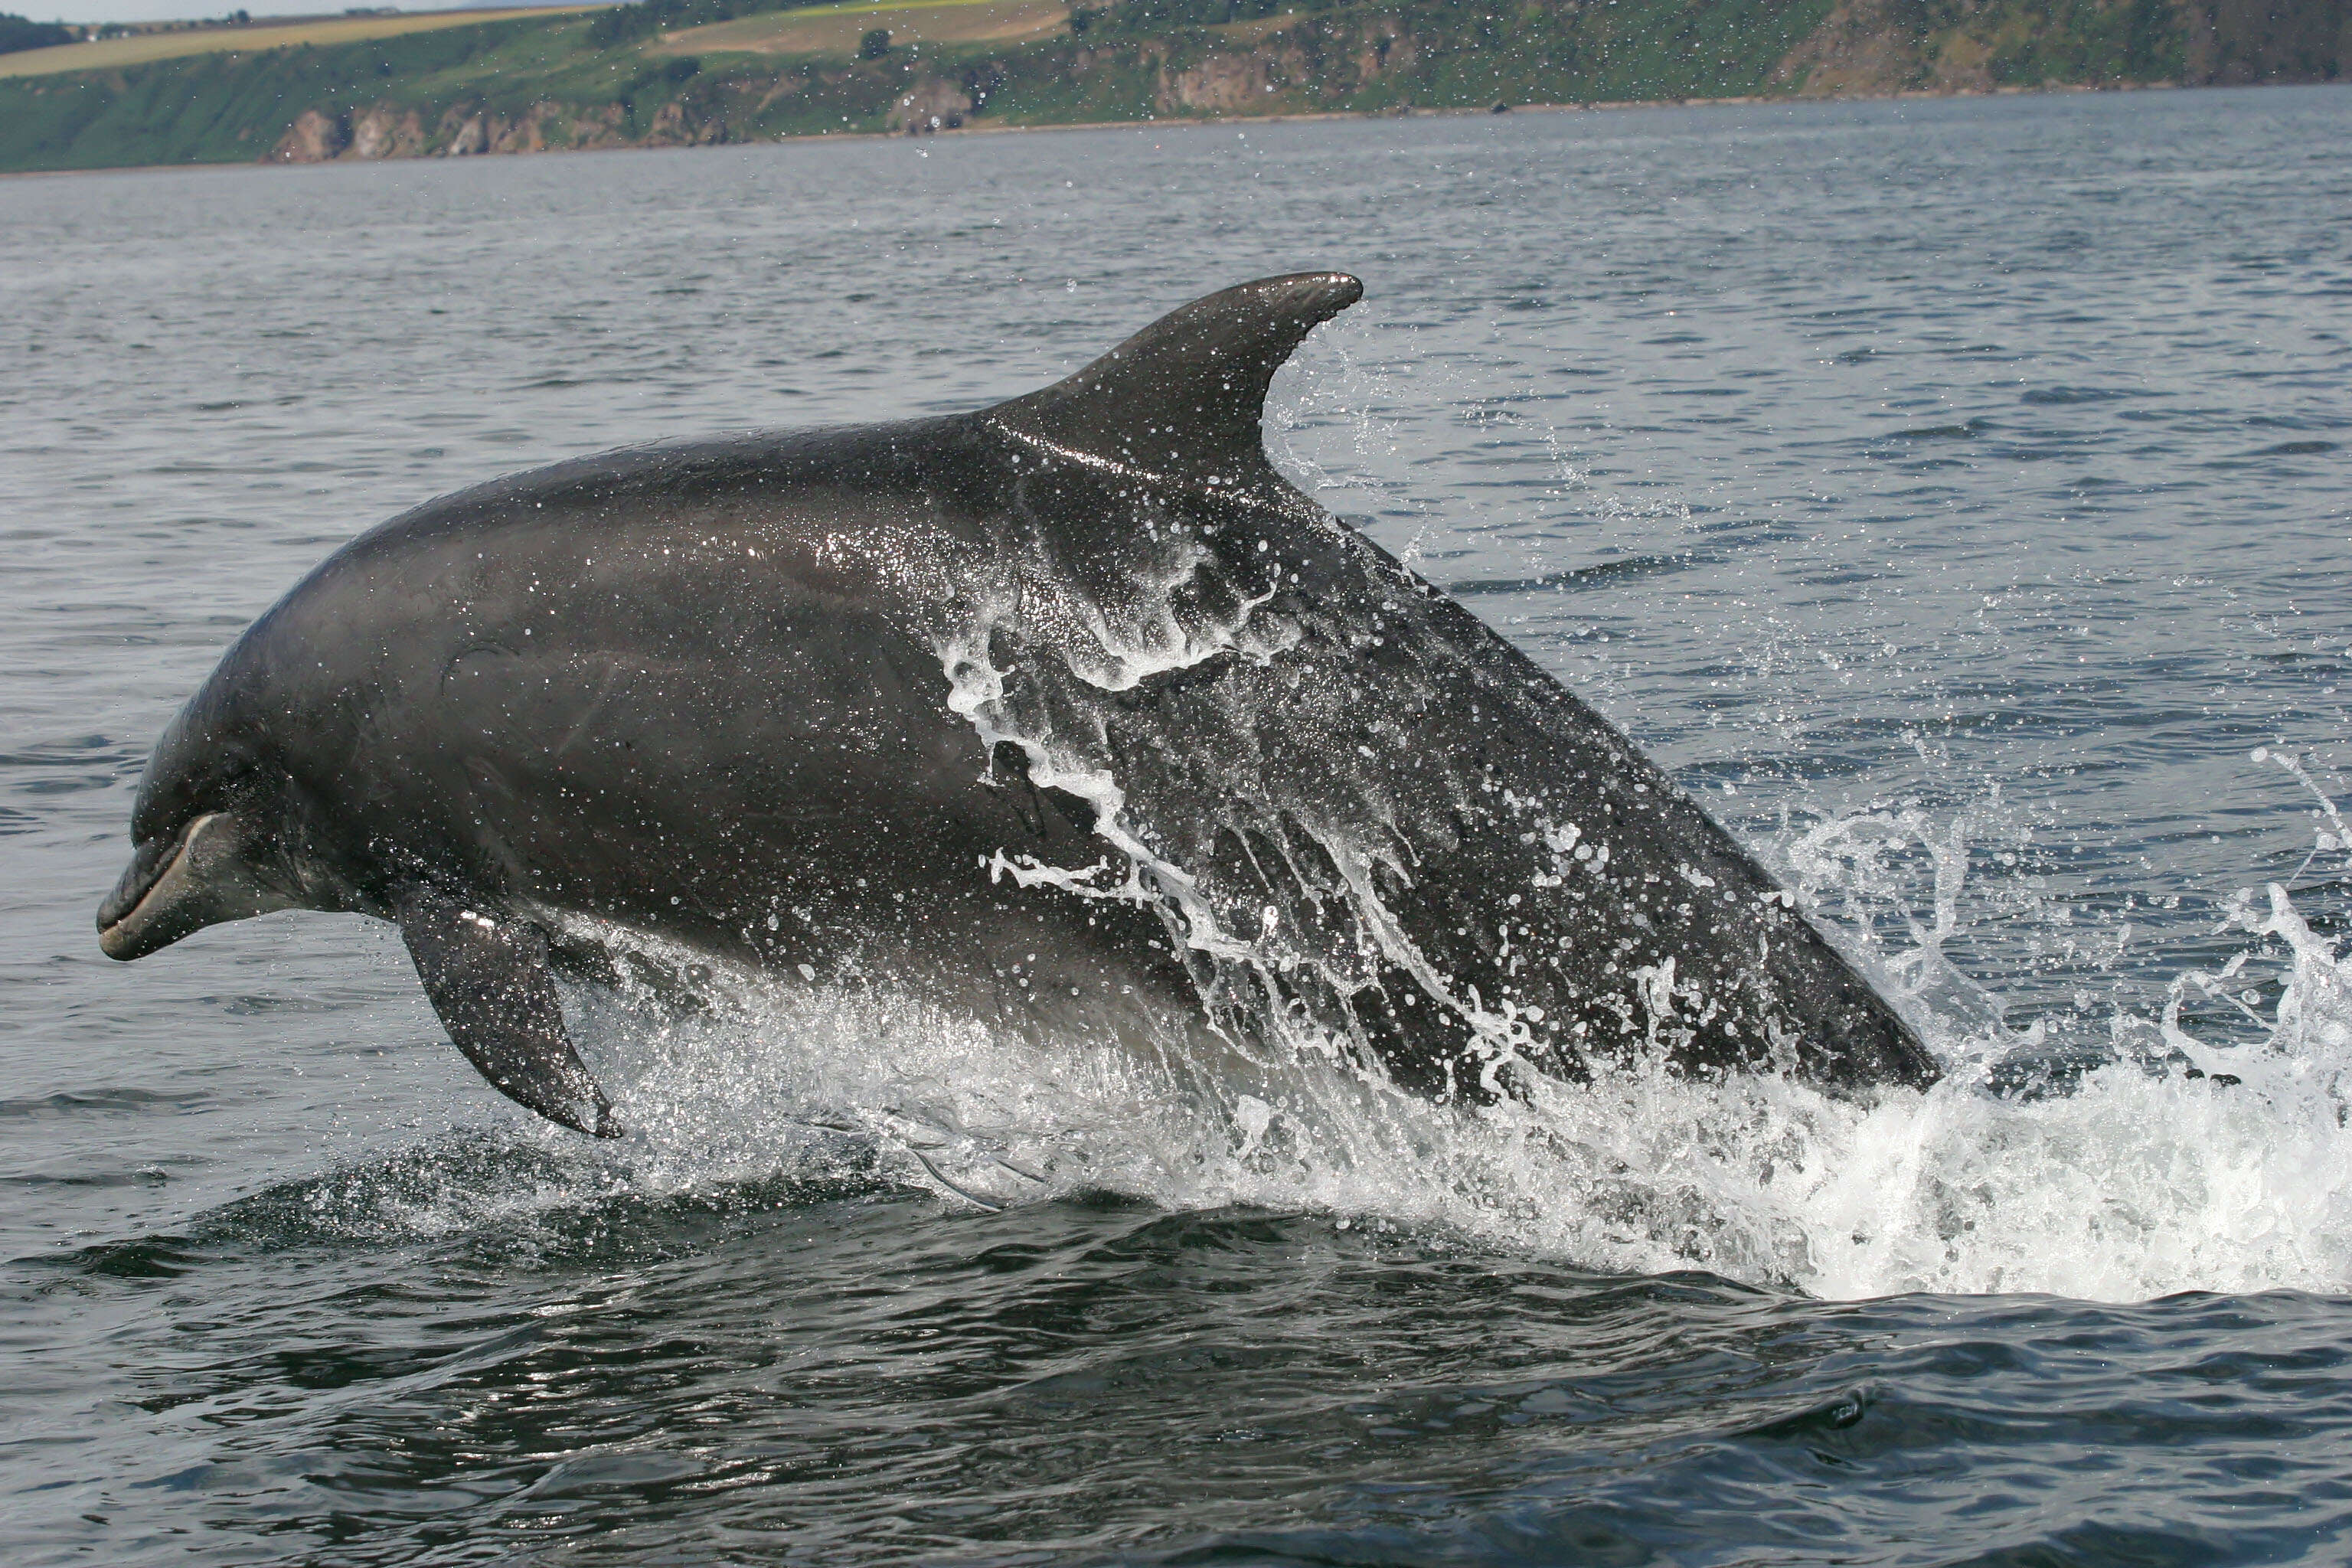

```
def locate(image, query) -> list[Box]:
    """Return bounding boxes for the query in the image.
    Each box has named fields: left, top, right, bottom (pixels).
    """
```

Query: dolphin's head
left=98, top=688, right=303, bottom=962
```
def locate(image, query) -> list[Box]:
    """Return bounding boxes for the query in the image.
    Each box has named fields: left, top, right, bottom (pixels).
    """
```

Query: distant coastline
left=0, top=80, right=2225, bottom=183
left=0, top=0, right=2342, bottom=176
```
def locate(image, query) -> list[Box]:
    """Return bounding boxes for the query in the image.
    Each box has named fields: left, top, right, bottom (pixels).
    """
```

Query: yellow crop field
left=0, top=5, right=608, bottom=81
left=654, top=0, right=1068, bottom=62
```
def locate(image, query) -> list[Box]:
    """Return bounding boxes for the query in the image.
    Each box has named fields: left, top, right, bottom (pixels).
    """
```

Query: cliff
left=0, top=0, right=2340, bottom=175
left=1773, top=0, right=2348, bottom=95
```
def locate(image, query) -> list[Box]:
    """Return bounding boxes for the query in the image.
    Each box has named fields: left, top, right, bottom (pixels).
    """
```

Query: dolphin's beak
left=97, top=813, right=287, bottom=961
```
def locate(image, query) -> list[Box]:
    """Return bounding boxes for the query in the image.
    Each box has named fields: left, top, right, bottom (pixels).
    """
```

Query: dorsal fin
left=984, top=271, right=1362, bottom=482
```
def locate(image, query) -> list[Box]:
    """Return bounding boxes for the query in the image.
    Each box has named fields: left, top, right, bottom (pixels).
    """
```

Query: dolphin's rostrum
left=99, top=273, right=1938, bottom=1133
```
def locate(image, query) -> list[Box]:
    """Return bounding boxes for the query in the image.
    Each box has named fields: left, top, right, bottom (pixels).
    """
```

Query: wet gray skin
left=97, top=273, right=1938, bottom=1135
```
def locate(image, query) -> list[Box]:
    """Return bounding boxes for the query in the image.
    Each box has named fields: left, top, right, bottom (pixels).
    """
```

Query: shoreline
left=7, top=74, right=2322, bottom=184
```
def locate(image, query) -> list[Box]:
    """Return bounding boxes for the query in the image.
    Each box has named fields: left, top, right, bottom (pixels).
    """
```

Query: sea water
left=2, top=86, right=2349, bottom=1564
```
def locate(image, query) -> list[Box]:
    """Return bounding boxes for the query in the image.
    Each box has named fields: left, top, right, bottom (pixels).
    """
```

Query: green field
left=656, top=0, right=1069, bottom=62
left=0, top=6, right=609, bottom=80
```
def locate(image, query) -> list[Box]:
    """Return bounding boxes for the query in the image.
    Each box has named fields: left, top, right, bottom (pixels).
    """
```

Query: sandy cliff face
left=270, top=105, right=428, bottom=162
left=271, top=101, right=638, bottom=162
left=350, top=107, right=426, bottom=159
left=1162, top=47, right=1292, bottom=112
left=270, top=109, right=344, bottom=162
left=1769, top=0, right=2347, bottom=97
left=438, top=109, right=570, bottom=156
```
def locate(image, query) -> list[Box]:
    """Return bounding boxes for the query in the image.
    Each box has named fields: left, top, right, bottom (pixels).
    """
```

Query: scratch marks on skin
left=549, top=660, right=623, bottom=762
left=982, top=420, right=1292, bottom=515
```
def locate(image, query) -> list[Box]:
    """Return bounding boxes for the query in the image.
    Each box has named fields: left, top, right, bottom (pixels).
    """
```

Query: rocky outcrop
left=270, top=103, right=437, bottom=162
left=1161, top=47, right=1288, bottom=112
left=573, top=103, right=632, bottom=149
left=890, top=77, right=973, bottom=132
left=270, top=108, right=347, bottom=162
left=645, top=98, right=730, bottom=145
left=433, top=103, right=629, bottom=156
left=348, top=106, right=426, bottom=159
left=439, top=111, right=489, bottom=155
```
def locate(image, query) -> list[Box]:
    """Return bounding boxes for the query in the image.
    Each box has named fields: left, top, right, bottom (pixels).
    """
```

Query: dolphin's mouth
left=97, top=814, right=217, bottom=961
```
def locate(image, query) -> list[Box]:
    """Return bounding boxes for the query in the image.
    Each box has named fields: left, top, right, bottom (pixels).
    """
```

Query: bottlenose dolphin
left=98, top=272, right=1937, bottom=1135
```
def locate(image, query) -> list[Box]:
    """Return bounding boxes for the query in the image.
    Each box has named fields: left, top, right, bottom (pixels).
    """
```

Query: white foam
left=511, top=761, right=2352, bottom=1306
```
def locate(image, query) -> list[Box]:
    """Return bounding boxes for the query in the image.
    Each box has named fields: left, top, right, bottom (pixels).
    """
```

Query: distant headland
left=0, top=0, right=2343, bottom=175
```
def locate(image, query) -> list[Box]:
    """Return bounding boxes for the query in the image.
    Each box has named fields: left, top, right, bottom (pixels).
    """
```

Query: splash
left=518, top=740, right=2350, bottom=1305
left=253, top=748, right=2351, bottom=1305
left=284, top=334, right=2352, bottom=1305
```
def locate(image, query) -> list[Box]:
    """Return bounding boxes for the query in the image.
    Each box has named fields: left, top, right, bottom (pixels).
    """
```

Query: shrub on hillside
left=0, top=11, right=74, bottom=55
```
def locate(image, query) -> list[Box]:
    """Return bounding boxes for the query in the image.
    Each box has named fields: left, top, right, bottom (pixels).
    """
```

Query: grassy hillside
left=0, top=0, right=2338, bottom=174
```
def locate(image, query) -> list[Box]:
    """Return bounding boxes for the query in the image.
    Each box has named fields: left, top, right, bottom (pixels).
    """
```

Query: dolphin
left=98, top=272, right=1938, bottom=1136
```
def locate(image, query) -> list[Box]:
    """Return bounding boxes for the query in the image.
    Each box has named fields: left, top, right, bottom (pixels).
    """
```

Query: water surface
left=4, top=87, right=2350, bottom=1564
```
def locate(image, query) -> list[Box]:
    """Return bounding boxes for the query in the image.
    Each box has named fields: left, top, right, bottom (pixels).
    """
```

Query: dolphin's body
left=99, top=273, right=1937, bottom=1135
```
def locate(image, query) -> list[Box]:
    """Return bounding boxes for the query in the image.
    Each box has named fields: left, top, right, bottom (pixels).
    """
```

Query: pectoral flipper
left=397, top=887, right=619, bottom=1138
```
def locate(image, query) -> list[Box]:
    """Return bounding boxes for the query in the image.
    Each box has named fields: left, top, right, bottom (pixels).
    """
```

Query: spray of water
left=512, top=761, right=2347, bottom=1305
left=300, top=336, right=2352, bottom=1305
